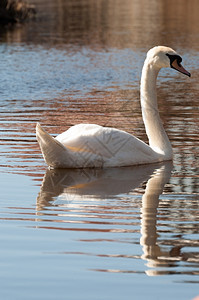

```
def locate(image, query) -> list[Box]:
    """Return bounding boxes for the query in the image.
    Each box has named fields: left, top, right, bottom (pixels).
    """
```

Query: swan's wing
left=36, top=123, right=110, bottom=168
left=56, top=124, right=159, bottom=167
left=36, top=123, right=160, bottom=168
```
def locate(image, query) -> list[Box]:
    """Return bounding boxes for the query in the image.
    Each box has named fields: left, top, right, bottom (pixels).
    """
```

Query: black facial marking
left=166, top=53, right=182, bottom=67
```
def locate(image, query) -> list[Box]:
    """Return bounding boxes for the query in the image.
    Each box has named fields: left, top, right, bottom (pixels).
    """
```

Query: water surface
left=0, top=1, right=198, bottom=299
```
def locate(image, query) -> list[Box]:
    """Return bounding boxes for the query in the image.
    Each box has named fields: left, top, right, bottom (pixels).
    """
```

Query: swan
left=36, top=46, right=190, bottom=169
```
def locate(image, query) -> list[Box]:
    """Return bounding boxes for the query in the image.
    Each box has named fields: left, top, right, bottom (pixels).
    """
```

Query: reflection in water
left=37, top=163, right=157, bottom=209
left=141, top=163, right=178, bottom=275
left=1, top=0, right=199, bottom=50
left=140, top=164, right=172, bottom=273
left=141, top=163, right=199, bottom=276
left=36, top=162, right=199, bottom=276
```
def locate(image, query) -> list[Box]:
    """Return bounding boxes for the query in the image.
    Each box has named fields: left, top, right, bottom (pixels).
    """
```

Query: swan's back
left=36, top=123, right=160, bottom=168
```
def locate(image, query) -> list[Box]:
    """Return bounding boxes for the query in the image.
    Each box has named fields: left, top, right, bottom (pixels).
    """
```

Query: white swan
left=36, top=46, right=190, bottom=168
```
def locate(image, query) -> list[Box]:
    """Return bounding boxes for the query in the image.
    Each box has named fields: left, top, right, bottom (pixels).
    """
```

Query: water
left=0, top=0, right=199, bottom=299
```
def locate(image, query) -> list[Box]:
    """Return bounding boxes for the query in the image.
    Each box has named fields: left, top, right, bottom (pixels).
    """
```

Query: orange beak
left=171, top=59, right=191, bottom=77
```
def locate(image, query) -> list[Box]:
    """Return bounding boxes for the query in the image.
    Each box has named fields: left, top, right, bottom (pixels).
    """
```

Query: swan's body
left=36, top=46, right=190, bottom=169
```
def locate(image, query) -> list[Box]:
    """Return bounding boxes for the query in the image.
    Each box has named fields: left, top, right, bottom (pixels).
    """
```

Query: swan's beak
left=171, top=59, right=191, bottom=77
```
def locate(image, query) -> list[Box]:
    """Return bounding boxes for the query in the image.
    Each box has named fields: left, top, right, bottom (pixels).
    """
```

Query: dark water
left=0, top=1, right=198, bottom=299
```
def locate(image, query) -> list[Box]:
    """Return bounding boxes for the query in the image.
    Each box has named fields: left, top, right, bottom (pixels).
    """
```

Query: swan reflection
left=36, top=162, right=198, bottom=276
left=140, top=161, right=173, bottom=275
left=37, top=163, right=159, bottom=209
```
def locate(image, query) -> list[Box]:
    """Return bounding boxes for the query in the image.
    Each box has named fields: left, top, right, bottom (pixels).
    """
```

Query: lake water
left=0, top=0, right=198, bottom=299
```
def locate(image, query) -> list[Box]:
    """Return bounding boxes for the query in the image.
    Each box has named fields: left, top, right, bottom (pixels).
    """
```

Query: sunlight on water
left=0, top=0, right=198, bottom=299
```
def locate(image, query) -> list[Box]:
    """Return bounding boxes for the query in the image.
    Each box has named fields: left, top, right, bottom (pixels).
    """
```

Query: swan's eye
left=166, top=53, right=182, bottom=67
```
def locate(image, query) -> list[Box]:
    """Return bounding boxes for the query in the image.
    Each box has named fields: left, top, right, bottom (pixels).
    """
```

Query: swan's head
left=146, top=46, right=191, bottom=77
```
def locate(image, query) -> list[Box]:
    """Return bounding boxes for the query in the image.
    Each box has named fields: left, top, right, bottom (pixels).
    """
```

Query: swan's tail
left=36, top=123, right=70, bottom=168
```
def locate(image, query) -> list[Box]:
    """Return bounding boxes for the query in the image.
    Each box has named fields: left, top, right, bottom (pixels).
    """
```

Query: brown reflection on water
left=1, top=0, right=199, bottom=50
left=39, top=89, right=141, bottom=134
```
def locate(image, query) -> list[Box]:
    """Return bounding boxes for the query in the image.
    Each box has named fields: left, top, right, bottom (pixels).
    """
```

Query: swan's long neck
left=140, top=58, right=173, bottom=159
